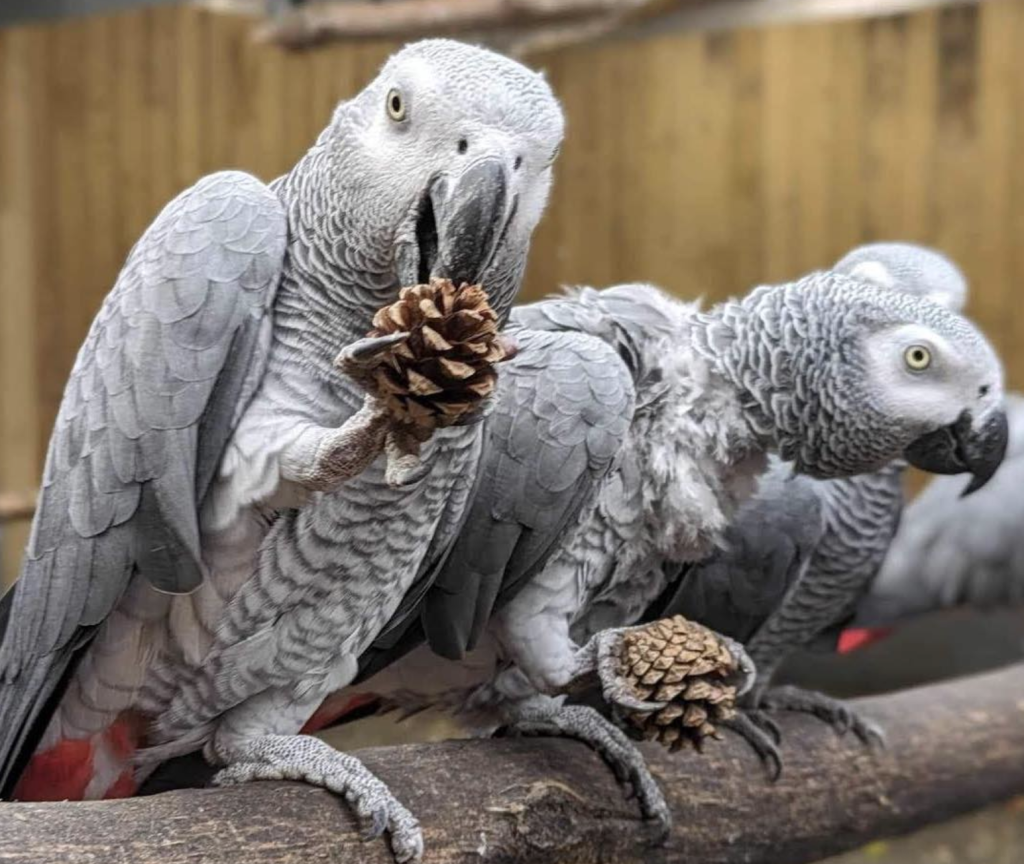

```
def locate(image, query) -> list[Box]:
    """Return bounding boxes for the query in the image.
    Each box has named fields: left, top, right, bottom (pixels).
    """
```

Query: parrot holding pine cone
left=0, top=39, right=565, bottom=864
left=339, top=279, right=517, bottom=486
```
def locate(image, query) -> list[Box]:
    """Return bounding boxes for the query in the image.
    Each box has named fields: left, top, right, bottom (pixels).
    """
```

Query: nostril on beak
left=979, top=384, right=990, bottom=397
left=514, top=156, right=522, bottom=171
left=457, top=139, right=468, bottom=155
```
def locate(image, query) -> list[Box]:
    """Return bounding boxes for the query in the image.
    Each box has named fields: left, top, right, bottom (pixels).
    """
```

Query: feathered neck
left=271, top=116, right=402, bottom=350
left=690, top=276, right=892, bottom=478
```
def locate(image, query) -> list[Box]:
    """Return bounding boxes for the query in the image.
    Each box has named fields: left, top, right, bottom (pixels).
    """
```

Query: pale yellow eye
left=904, top=344, right=932, bottom=371
left=386, top=89, right=406, bottom=122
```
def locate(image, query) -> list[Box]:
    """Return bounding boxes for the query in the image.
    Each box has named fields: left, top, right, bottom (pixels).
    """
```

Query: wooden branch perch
left=200, top=0, right=980, bottom=52
left=246, top=0, right=662, bottom=49
left=3, top=662, right=1024, bottom=863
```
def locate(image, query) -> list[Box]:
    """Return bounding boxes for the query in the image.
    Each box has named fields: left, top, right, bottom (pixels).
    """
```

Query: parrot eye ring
left=904, top=344, right=932, bottom=371
left=386, top=89, right=406, bottom=122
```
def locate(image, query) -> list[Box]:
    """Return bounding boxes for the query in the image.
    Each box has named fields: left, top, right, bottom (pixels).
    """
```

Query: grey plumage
left=0, top=172, right=287, bottom=791
left=649, top=466, right=829, bottom=644
left=423, top=325, right=637, bottom=657
left=356, top=321, right=637, bottom=680
left=648, top=243, right=993, bottom=765
left=654, top=459, right=903, bottom=686
left=833, top=241, right=968, bottom=312
left=0, top=39, right=564, bottom=860
left=345, top=270, right=1005, bottom=832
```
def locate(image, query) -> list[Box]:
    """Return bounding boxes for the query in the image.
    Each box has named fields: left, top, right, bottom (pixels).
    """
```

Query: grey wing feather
left=0, top=171, right=286, bottom=793
left=855, top=395, right=1024, bottom=625
left=360, top=326, right=633, bottom=669
left=421, top=327, right=635, bottom=659
left=650, top=463, right=827, bottom=642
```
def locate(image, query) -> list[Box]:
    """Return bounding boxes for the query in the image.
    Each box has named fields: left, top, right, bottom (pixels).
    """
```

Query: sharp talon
left=390, top=825, right=425, bottom=864
left=855, top=721, right=887, bottom=750
left=722, top=713, right=784, bottom=781
left=606, top=688, right=668, bottom=714
left=363, top=807, right=389, bottom=840
left=646, top=816, right=672, bottom=847
left=721, top=636, right=757, bottom=697
left=749, top=710, right=782, bottom=745
left=335, top=332, right=410, bottom=370
left=759, top=685, right=884, bottom=751
left=503, top=702, right=669, bottom=838
left=591, top=627, right=669, bottom=714
left=212, top=737, right=422, bottom=864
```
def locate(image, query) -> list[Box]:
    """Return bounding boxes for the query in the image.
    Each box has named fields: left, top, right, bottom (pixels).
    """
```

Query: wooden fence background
left=2, top=0, right=1024, bottom=582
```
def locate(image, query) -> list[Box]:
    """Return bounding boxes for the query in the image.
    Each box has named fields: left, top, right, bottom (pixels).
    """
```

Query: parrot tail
left=836, top=626, right=894, bottom=654
left=300, top=692, right=383, bottom=734
left=10, top=710, right=147, bottom=801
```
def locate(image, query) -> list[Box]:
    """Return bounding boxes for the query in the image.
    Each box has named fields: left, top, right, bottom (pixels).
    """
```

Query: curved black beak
left=430, top=156, right=510, bottom=287
left=904, top=408, right=1009, bottom=496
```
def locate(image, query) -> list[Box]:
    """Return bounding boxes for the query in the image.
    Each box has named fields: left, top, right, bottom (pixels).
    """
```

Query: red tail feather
left=12, top=712, right=146, bottom=801
left=837, top=626, right=893, bottom=654
left=301, top=693, right=380, bottom=734
left=12, top=738, right=94, bottom=802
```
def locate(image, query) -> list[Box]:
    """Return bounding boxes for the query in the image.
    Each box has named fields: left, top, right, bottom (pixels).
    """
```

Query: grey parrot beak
left=903, top=408, right=1009, bottom=496
left=430, top=156, right=510, bottom=287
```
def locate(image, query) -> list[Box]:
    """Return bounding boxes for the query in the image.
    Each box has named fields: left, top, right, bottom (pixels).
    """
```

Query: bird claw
left=335, top=332, right=410, bottom=374
left=363, top=806, right=390, bottom=841
left=747, top=708, right=782, bottom=744
left=760, top=685, right=886, bottom=749
left=720, top=711, right=783, bottom=781
left=718, top=634, right=757, bottom=697
left=500, top=701, right=672, bottom=843
left=594, top=628, right=669, bottom=713
left=211, top=735, right=423, bottom=863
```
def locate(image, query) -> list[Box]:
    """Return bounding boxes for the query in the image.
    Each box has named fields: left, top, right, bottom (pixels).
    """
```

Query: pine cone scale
left=618, top=616, right=740, bottom=753
left=360, top=279, right=513, bottom=438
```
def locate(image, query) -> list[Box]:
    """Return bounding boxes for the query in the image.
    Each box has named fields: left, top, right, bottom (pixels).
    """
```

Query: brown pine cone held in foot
left=358, top=279, right=515, bottom=442
left=620, top=615, right=739, bottom=752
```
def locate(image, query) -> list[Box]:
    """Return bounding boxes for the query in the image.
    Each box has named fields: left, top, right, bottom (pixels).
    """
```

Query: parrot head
left=325, top=39, right=564, bottom=318
left=833, top=242, right=969, bottom=314
left=715, top=274, right=1008, bottom=494
left=831, top=243, right=1001, bottom=494
left=859, top=306, right=1007, bottom=495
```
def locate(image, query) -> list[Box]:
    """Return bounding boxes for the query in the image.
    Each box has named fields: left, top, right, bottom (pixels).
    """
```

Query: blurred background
left=1, top=1, right=1023, bottom=859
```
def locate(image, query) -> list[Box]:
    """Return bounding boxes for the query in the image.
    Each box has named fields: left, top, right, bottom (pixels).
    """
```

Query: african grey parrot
left=849, top=392, right=1024, bottom=629
left=0, top=39, right=564, bottom=861
left=322, top=268, right=1008, bottom=836
left=648, top=243, right=998, bottom=773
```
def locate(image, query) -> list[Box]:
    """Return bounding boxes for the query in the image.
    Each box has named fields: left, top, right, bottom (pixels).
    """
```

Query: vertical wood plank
left=0, top=27, right=42, bottom=585
left=2, top=0, right=1024, bottom=582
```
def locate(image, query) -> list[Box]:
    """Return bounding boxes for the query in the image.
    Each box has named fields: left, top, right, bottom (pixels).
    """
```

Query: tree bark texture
left=2, top=662, right=1024, bottom=863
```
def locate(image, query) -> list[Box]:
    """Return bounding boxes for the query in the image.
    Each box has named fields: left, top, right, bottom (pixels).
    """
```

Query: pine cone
left=358, top=279, right=514, bottom=442
left=619, top=616, right=739, bottom=752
